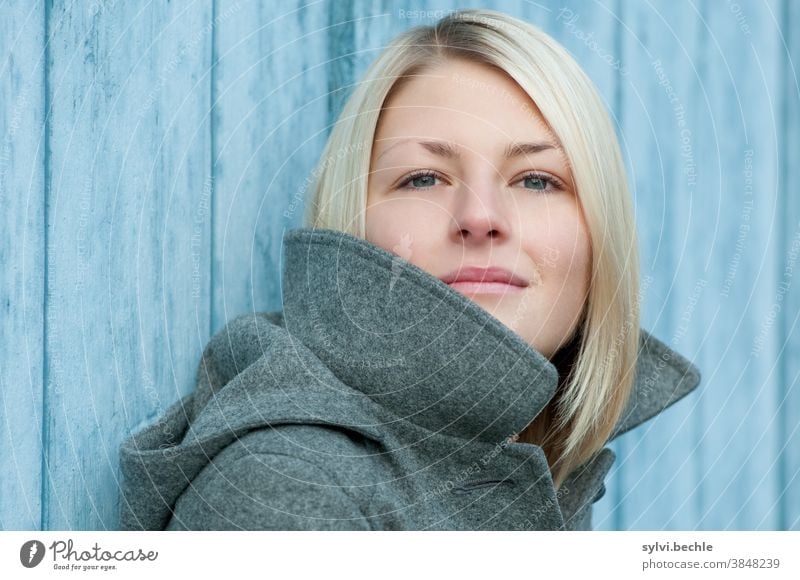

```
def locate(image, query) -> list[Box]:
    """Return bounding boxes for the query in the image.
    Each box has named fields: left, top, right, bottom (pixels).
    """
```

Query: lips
left=439, top=266, right=530, bottom=295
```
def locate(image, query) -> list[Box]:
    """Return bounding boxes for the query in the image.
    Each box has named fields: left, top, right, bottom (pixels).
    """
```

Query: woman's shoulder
left=190, top=311, right=286, bottom=420
left=167, top=423, right=380, bottom=530
left=200, top=311, right=285, bottom=382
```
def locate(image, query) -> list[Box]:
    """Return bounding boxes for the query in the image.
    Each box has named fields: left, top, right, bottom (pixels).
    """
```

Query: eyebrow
left=375, top=138, right=558, bottom=162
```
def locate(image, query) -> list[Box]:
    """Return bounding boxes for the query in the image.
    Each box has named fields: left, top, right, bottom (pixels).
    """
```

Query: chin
left=474, top=299, right=526, bottom=328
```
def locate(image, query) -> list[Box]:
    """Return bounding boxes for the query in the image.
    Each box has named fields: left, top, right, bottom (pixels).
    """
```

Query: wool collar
left=280, top=227, right=701, bottom=444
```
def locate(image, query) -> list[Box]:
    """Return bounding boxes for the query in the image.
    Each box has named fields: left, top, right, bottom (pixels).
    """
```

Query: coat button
left=593, top=483, right=607, bottom=503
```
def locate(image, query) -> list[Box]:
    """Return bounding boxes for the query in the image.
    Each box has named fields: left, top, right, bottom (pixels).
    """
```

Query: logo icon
left=20, top=540, right=46, bottom=568
left=389, top=233, right=413, bottom=292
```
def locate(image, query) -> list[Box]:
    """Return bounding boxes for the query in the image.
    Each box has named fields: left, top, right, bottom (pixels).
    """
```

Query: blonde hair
left=304, top=8, right=640, bottom=489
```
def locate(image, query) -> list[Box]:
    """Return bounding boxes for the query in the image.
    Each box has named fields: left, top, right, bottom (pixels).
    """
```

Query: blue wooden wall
left=1, top=0, right=798, bottom=531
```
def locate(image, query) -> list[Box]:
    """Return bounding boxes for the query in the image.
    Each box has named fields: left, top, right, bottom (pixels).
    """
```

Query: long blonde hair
left=304, top=8, right=640, bottom=489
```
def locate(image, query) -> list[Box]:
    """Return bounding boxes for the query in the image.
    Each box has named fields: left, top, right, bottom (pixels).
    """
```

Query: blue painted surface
left=0, top=0, right=797, bottom=530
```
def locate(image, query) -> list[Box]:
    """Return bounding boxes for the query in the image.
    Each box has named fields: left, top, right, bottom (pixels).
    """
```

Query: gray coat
left=118, top=227, right=702, bottom=530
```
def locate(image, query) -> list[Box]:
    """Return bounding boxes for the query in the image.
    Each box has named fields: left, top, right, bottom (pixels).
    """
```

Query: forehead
left=373, top=59, right=557, bottom=152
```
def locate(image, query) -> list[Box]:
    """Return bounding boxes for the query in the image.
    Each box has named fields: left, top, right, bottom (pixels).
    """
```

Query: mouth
left=446, top=281, right=526, bottom=295
left=439, top=266, right=530, bottom=295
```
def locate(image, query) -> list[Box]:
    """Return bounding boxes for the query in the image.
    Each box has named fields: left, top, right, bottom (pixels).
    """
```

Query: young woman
left=119, top=8, right=701, bottom=531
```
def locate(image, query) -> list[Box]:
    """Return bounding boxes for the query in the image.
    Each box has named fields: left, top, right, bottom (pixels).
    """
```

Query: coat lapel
left=610, top=329, right=701, bottom=441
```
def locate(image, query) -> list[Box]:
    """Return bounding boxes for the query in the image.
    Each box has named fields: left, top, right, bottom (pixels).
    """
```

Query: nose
left=450, top=179, right=511, bottom=244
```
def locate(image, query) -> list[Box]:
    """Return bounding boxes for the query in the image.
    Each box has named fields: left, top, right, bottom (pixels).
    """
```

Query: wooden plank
left=781, top=0, right=800, bottom=532
left=613, top=0, right=706, bottom=530
left=211, top=0, right=330, bottom=333
left=44, top=0, right=212, bottom=529
left=693, top=0, right=783, bottom=530
left=616, top=0, right=785, bottom=530
left=8, top=0, right=787, bottom=531
left=0, top=2, right=45, bottom=531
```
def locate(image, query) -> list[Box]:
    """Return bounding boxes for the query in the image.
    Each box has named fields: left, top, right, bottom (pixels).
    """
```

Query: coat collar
left=280, top=227, right=701, bottom=444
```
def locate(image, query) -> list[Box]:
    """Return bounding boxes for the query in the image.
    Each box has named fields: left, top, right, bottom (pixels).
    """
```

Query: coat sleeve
left=165, top=452, right=372, bottom=530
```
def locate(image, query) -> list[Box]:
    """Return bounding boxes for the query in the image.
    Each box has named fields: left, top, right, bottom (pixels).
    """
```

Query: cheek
left=526, top=217, right=592, bottom=296
left=365, top=197, right=449, bottom=259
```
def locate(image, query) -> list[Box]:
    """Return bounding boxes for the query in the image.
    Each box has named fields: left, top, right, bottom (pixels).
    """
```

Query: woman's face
left=366, top=58, right=591, bottom=359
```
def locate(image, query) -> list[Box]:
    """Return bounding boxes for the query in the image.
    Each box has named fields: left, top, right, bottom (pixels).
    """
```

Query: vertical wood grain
left=211, top=0, right=330, bottom=334
left=692, top=0, right=783, bottom=530
left=0, top=0, right=796, bottom=532
left=0, top=2, right=45, bottom=531
left=615, top=0, right=785, bottom=530
left=611, top=0, right=706, bottom=530
left=44, top=0, right=212, bottom=529
left=780, top=0, right=800, bottom=531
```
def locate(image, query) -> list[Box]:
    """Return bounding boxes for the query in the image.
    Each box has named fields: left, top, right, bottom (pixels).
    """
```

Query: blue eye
left=518, top=172, right=564, bottom=192
left=398, top=170, right=444, bottom=190
left=396, top=170, right=564, bottom=192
